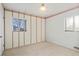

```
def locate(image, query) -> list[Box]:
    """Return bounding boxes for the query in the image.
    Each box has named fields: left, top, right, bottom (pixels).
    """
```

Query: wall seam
left=12, top=11, right=13, bottom=48
left=18, top=12, right=20, bottom=47
left=30, top=15, right=32, bottom=44
left=36, top=16, right=37, bottom=43
left=4, top=8, right=5, bottom=50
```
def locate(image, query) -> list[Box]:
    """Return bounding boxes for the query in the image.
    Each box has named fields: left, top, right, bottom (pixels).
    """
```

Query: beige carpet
left=3, top=42, right=79, bottom=56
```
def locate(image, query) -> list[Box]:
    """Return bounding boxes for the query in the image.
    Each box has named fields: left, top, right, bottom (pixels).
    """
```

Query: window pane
left=12, top=18, right=19, bottom=31
left=66, top=16, right=73, bottom=31
left=74, top=15, right=79, bottom=31
left=12, top=18, right=26, bottom=32
left=19, top=19, right=26, bottom=31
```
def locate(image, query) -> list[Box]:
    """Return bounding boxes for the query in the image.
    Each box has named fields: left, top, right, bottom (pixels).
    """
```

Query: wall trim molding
left=46, top=5, right=79, bottom=19
left=4, top=5, right=79, bottom=19
left=4, top=8, right=46, bottom=19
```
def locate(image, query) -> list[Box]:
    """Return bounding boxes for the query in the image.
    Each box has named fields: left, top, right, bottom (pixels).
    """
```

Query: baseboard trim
left=46, top=41, right=79, bottom=53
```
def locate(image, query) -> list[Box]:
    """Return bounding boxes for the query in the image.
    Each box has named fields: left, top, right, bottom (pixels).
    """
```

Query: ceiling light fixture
left=40, top=4, right=46, bottom=11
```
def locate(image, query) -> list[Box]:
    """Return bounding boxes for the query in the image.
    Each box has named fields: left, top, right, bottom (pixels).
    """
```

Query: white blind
left=65, top=15, right=79, bottom=31
left=66, top=16, right=73, bottom=31
left=74, top=15, right=79, bottom=31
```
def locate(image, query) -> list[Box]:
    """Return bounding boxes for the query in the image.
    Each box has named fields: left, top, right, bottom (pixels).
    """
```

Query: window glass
left=74, top=15, right=79, bottom=31
left=12, top=18, right=26, bottom=32
left=65, top=16, right=73, bottom=31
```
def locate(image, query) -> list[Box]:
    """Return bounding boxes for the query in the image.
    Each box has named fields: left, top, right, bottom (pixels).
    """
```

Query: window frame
left=12, top=18, right=26, bottom=32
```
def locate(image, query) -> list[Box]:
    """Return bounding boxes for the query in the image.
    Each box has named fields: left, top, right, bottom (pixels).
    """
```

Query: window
left=74, top=15, right=79, bottom=31
left=65, top=16, right=74, bottom=31
left=65, top=15, right=79, bottom=32
left=12, top=18, right=26, bottom=32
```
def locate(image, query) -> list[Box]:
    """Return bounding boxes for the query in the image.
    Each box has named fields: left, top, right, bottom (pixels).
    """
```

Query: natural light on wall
left=65, top=15, right=79, bottom=31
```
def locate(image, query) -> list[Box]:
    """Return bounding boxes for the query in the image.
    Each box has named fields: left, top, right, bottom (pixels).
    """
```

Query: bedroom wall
left=46, top=8, right=79, bottom=50
left=0, top=4, right=4, bottom=55
left=5, top=10, right=46, bottom=49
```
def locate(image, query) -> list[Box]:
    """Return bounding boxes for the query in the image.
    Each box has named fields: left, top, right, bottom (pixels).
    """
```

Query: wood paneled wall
left=4, top=10, right=46, bottom=49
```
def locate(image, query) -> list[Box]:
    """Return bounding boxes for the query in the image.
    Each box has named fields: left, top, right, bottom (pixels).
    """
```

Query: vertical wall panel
left=37, top=18, right=41, bottom=42
left=5, top=10, right=12, bottom=49
left=25, top=15, right=30, bottom=45
left=42, top=19, right=45, bottom=41
left=31, top=16, right=36, bottom=43
left=19, top=13, right=24, bottom=47
left=5, top=10, right=45, bottom=49
left=13, top=12, right=19, bottom=48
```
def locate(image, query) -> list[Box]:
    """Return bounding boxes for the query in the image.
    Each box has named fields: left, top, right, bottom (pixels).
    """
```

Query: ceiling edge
left=4, top=8, right=46, bottom=19
left=2, top=4, right=79, bottom=20
left=45, top=5, right=79, bottom=19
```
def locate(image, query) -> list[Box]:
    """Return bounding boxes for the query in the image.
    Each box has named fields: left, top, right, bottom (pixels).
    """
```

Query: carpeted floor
left=3, top=42, right=79, bottom=56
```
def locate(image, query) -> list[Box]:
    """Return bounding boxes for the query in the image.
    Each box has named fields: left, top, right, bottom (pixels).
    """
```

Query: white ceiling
left=3, top=3, right=79, bottom=17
